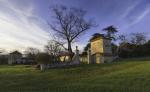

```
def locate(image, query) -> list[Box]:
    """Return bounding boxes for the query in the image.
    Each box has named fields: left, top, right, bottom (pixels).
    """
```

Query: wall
left=91, top=38, right=103, bottom=55
left=90, top=38, right=112, bottom=64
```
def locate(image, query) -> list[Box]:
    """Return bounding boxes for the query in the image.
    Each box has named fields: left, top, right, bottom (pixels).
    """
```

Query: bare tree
left=49, top=5, right=95, bottom=54
left=25, top=47, right=39, bottom=61
left=130, top=33, right=147, bottom=45
left=45, top=40, right=63, bottom=56
left=118, top=34, right=128, bottom=44
left=45, top=40, right=66, bottom=62
left=25, top=47, right=39, bottom=55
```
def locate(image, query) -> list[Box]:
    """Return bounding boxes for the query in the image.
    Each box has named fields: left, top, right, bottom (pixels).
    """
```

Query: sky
left=0, top=0, right=150, bottom=53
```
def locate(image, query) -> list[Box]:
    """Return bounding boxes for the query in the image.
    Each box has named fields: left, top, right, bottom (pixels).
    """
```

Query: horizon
left=0, top=0, right=150, bottom=52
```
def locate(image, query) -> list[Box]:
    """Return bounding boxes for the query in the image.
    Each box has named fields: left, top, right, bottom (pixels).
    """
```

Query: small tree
left=49, top=5, right=95, bottom=54
left=45, top=40, right=63, bottom=56
left=45, top=40, right=64, bottom=62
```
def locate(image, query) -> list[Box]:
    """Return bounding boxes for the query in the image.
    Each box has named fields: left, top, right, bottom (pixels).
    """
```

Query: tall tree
left=103, top=25, right=118, bottom=40
left=49, top=5, right=95, bottom=54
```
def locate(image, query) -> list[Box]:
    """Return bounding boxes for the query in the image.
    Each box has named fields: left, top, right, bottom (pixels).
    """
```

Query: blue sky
left=0, top=0, right=150, bottom=52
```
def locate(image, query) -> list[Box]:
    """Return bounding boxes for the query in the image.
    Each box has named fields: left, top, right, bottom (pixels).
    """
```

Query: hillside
left=0, top=58, right=150, bottom=92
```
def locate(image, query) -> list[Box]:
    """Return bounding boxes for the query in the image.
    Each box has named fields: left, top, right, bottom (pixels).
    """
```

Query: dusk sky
left=0, top=0, right=150, bottom=52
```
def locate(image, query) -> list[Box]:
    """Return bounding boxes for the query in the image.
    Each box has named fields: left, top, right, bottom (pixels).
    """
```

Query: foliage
left=0, top=56, right=8, bottom=64
left=83, top=43, right=91, bottom=52
left=118, top=40, right=150, bottom=58
left=35, top=53, right=50, bottom=64
left=117, top=32, right=149, bottom=58
left=103, top=25, right=118, bottom=40
left=111, top=43, right=118, bottom=56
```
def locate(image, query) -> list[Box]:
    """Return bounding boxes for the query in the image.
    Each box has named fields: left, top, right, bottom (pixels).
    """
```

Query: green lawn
left=0, top=58, right=150, bottom=92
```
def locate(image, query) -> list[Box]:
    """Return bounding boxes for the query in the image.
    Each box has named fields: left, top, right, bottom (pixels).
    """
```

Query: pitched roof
left=10, top=51, right=22, bottom=55
left=89, top=33, right=110, bottom=42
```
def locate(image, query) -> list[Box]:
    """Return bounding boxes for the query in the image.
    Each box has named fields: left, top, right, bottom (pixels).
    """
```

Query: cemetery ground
left=0, top=57, right=150, bottom=92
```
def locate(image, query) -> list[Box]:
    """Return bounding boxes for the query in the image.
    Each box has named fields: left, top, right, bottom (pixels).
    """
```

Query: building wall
left=91, top=38, right=103, bottom=55
left=90, top=38, right=112, bottom=64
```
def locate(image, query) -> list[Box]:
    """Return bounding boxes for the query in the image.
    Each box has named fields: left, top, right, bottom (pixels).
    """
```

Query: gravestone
left=72, top=46, right=80, bottom=65
left=40, top=64, right=46, bottom=71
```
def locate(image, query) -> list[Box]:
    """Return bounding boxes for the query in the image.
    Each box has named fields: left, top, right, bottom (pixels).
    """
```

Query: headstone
left=40, top=64, right=46, bottom=71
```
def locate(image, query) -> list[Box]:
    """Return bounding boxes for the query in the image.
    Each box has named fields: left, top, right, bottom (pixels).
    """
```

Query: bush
left=118, top=41, right=150, bottom=58
left=0, top=56, right=8, bottom=64
left=35, top=53, right=50, bottom=64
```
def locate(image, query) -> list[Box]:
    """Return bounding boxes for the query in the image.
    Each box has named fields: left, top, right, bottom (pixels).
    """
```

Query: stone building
left=80, top=33, right=113, bottom=64
left=90, top=33, right=112, bottom=63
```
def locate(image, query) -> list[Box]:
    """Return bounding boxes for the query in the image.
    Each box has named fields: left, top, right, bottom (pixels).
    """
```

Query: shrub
left=0, top=56, right=8, bottom=64
left=35, top=53, right=50, bottom=64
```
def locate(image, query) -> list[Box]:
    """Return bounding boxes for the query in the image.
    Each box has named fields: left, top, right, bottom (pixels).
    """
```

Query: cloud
left=130, top=7, right=150, bottom=25
left=121, top=1, right=150, bottom=29
left=121, top=0, right=141, bottom=18
left=0, top=0, right=51, bottom=52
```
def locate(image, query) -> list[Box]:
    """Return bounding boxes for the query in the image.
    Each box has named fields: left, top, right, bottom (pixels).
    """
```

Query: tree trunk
left=68, top=42, right=72, bottom=54
left=68, top=42, right=73, bottom=61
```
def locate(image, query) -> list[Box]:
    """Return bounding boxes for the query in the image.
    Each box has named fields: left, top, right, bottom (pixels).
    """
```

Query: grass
left=0, top=57, right=150, bottom=92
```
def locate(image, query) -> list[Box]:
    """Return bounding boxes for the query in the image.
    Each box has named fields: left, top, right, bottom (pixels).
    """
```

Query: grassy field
left=0, top=58, right=150, bottom=92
